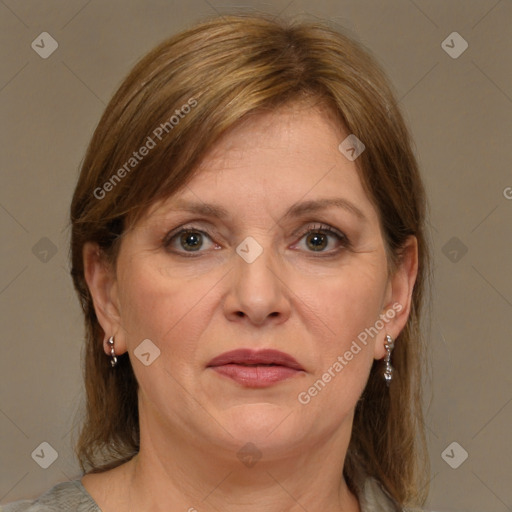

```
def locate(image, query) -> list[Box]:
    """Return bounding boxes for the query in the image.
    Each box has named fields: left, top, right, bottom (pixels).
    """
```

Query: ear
left=374, top=235, right=419, bottom=360
left=83, top=242, right=127, bottom=356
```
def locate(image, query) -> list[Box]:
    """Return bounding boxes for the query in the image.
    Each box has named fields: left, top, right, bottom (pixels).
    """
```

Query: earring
left=383, top=334, right=394, bottom=386
left=107, top=336, right=118, bottom=367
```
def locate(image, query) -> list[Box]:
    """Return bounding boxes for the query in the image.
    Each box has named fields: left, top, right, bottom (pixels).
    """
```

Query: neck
left=119, top=416, right=360, bottom=512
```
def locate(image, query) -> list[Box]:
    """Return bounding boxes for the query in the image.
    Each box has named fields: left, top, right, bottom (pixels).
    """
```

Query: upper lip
left=207, top=349, right=304, bottom=371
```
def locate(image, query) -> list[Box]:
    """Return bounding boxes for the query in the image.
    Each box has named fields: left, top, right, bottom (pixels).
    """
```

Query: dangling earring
left=107, top=336, right=118, bottom=367
left=383, top=334, right=394, bottom=386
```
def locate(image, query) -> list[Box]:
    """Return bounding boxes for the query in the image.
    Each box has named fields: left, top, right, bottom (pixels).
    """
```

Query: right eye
left=163, top=227, right=219, bottom=256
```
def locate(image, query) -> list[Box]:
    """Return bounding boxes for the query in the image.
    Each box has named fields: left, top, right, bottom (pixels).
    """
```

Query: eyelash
left=162, top=223, right=351, bottom=258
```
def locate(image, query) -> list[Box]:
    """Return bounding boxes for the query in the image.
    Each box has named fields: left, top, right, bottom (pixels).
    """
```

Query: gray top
left=1, top=477, right=418, bottom=511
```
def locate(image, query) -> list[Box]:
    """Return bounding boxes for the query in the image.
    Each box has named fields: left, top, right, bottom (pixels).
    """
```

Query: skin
left=82, top=101, right=418, bottom=512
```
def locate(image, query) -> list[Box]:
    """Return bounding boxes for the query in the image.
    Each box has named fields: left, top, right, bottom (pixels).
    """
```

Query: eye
left=292, top=223, right=350, bottom=253
left=163, top=227, right=218, bottom=255
left=163, top=223, right=350, bottom=257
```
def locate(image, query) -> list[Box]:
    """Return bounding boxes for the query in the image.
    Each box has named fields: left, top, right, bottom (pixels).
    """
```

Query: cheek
left=310, top=258, right=388, bottom=339
left=116, top=257, right=218, bottom=356
left=297, top=257, right=388, bottom=400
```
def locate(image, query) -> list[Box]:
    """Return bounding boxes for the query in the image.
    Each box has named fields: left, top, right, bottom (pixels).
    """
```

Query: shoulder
left=1, top=480, right=100, bottom=512
left=359, top=477, right=425, bottom=512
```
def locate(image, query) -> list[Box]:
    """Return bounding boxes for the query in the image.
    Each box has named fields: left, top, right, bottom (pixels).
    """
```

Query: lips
left=207, top=348, right=305, bottom=388
left=207, top=348, right=304, bottom=370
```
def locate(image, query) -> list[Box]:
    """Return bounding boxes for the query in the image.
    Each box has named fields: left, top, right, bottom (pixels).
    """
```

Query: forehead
left=143, top=103, right=378, bottom=226
left=199, top=101, right=346, bottom=167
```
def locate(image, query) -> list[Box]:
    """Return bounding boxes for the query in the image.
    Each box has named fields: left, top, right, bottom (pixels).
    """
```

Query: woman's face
left=87, top=102, right=416, bottom=461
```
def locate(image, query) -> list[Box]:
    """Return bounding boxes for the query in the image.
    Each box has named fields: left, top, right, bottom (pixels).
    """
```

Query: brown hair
left=70, top=12, right=431, bottom=508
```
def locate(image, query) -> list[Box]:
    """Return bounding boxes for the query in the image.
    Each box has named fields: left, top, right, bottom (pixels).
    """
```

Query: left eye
left=293, top=224, right=349, bottom=253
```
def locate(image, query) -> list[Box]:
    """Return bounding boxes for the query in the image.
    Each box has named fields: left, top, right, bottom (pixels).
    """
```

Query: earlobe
left=82, top=242, right=124, bottom=355
left=375, top=236, right=418, bottom=360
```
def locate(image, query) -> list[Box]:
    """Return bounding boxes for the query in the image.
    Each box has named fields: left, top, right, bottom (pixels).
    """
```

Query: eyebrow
left=281, top=197, right=367, bottom=222
left=169, top=197, right=367, bottom=222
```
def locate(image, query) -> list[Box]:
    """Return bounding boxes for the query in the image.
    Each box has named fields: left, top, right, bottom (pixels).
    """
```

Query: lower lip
left=209, top=364, right=302, bottom=388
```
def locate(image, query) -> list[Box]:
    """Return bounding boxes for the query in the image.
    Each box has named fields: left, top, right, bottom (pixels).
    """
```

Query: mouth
left=207, top=348, right=305, bottom=388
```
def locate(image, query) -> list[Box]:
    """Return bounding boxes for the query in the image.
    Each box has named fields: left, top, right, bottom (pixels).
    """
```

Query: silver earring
left=107, top=336, right=118, bottom=367
left=383, top=334, right=394, bottom=386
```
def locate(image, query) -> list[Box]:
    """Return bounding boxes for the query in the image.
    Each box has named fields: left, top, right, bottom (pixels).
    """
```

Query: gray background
left=1, top=1, right=511, bottom=511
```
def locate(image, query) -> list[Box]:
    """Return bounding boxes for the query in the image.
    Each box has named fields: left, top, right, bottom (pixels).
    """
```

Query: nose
left=223, top=237, right=291, bottom=326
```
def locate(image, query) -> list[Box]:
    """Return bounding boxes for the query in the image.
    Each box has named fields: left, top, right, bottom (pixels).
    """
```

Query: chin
left=219, top=402, right=304, bottom=446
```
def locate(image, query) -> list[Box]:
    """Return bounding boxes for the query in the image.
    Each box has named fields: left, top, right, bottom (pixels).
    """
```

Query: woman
left=4, top=12, right=430, bottom=512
